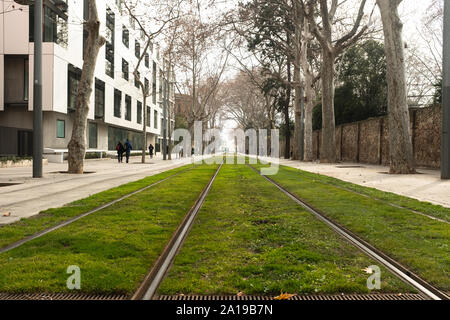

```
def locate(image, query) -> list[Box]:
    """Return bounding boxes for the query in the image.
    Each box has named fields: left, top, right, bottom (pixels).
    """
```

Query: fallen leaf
left=362, top=267, right=373, bottom=274
left=274, top=291, right=296, bottom=300
left=2, top=212, right=11, bottom=217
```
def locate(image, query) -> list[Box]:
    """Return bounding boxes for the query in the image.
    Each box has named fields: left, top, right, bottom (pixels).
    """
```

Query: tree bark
left=284, top=59, right=292, bottom=159
left=377, top=0, right=415, bottom=174
left=300, top=17, right=314, bottom=161
left=320, top=48, right=337, bottom=163
left=67, top=0, right=105, bottom=174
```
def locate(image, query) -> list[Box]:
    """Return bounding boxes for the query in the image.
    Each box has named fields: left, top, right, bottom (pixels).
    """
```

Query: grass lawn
left=253, top=163, right=450, bottom=292
left=289, top=167, right=450, bottom=223
left=0, top=164, right=218, bottom=294
left=0, top=164, right=192, bottom=250
left=158, top=164, right=413, bottom=295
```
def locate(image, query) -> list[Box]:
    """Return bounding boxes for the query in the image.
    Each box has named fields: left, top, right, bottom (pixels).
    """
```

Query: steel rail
left=248, top=164, right=449, bottom=301
left=0, top=166, right=194, bottom=255
left=133, top=164, right=223, bottom=300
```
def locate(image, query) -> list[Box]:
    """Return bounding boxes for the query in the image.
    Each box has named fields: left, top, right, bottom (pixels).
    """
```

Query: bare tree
left=174, top=12, right=229, bottom=136
left=124, top=0, right=182, bottom=163
left=376, top=0, right=415, bottom=173
left=67, top=0, right=105, bottom=174
left=302, top=0, right=371, bottom=163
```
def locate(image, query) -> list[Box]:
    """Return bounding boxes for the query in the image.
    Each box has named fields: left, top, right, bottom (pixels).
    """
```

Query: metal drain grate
left=0, top=293, right=128, bottom=300
left=156, top=294, right=427, bottom=301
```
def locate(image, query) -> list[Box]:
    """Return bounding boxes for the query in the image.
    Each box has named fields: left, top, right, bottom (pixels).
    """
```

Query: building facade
left=0, top=0, right=173, bottom=157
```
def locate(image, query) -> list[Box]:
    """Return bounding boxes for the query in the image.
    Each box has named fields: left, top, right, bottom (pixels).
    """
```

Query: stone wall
left=303, top=105, right=442, bottom=169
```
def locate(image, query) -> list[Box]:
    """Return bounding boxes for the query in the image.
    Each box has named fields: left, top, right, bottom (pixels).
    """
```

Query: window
left=24, top=58, right=29, bottom=101
left=84, top=0, right=89, bottom=21
left=147, top=106, right=151, bottom=127
left=125, top=95, right=132, bottom=121
left=29, top=3, right=68, bottom=46
left=95, top=79, right=105, bottom=119
left=122, top=26, right=129, bottom=48
left=122, top=59, right=129, bottom=81
left=88, top=122, right=98, bottom=149
left=145, top=53, right=149, bottom=68
left=154, top=110, right=158, bottom=129
left=114, top=89, right=122, bottom=118
left=152, top=62, right=157, bottom=104
left=135, top=71, right=140, bottom=88
left=135, top=40, right=140, bottom=58
left=145, top=78, right=149, bottom=95
left=105, top=7, right=115, bottom=78
left=67, top=64, right=81, bottom=112
left=56, top=120, right=65, bottom=138
left=137, top=101, right=142, bottom=124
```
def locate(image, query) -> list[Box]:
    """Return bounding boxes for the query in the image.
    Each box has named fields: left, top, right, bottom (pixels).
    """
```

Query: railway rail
left=247, top=164, right=449, bottom=301
left=0, top=166, right=194, bottom=255
left=132, top=164, right=223, bottom=300
left=0, top=162, right=447, bottom=301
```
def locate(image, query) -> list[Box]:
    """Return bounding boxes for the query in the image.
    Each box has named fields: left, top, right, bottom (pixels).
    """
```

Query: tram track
left=0, top=166, right=194, bottom=255
left=132, top=164, right=223, bottom=300
left=247, top=164, right=449, bottom=301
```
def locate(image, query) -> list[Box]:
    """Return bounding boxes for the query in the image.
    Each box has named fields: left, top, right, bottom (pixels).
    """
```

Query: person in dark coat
left=124, top=139, right=133, bottom=163
left=116, top=142, right=125, bottom=163
left=149, top=144, right=154, bottom=159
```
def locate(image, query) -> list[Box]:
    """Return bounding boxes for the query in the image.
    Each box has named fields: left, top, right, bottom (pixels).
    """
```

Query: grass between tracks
left=253, top=162, right=450, bottom=292
left=0, top=164, right=192, bottom=250
left=0, top=164, right=218, bottom=294
left=158, top=164, right=413, bottom=295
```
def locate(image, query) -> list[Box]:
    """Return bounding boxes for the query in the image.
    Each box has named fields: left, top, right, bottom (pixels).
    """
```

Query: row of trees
left=67, top=0, right=442, bottom=175
left=224, top=0, right=441, bottom=174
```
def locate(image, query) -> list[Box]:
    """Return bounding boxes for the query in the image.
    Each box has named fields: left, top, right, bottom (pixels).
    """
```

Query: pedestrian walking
left=149, top=144, right=154, bottom=159
left=116, top=141, right=124, bottom=163
left=124, top=139, right=133, bottom=163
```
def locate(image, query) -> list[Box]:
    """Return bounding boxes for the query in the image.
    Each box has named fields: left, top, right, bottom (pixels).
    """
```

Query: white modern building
left=0, top=0, right=174, bottom=158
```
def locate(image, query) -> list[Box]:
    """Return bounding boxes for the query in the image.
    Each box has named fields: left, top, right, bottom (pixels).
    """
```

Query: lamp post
left=14, top=0, right=43, bottom=178
left=442, top=0, right=450, bottom=179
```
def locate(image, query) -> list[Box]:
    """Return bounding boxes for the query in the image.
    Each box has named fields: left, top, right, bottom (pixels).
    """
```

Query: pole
left=33, top=0, right=43, bottom=178
left=162, top=78, right=167, bottom=161
left=442, top=0, right=450, bottom=179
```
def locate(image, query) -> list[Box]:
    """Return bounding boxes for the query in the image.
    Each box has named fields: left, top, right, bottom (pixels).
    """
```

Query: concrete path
left=278, top=159, right=450, bottom=208
left=0, top=155, right=192, bottom=225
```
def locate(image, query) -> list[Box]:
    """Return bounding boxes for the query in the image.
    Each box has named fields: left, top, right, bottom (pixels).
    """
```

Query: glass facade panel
left=125, top=95, right=132, bottom=121
left=114, top=89, right=122, bottom=118
left=56, top=120, right=65, bottom=138
left=137, top=101, right=142, bottom=124
left=88, top=122, right=98, bottom=149
left=108, top=127, right=143, bottom=151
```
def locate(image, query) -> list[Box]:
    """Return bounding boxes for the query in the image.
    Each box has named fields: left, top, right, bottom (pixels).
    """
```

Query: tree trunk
left=320, top=48, right=337, bottom=163
left=293, top=64, right=303, bottom=161
left=284, top=60, right=292, bottom=159
left=67, top=0, right=105, bottom=174
left=303, top=76, right=314, bottom=161
left=301, top=17, right=314, bottom=162
left=377, top=0, right=415, bottom=174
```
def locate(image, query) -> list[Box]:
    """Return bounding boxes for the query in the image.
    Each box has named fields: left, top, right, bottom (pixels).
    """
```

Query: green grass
left=158, top=164, right=413, bottom=295
left=291, top=167, right=450, bottom=223
left=254, top=163, right=450, bottom=291
left=0, top=164, right=218, bottom=294
left=0, top=164, right=192, bottom=250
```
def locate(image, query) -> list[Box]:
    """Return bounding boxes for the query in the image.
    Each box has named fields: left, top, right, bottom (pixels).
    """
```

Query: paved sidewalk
left=0, top=154, right=192, bottom=225
left=278, top=159, right=450, bottom=208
